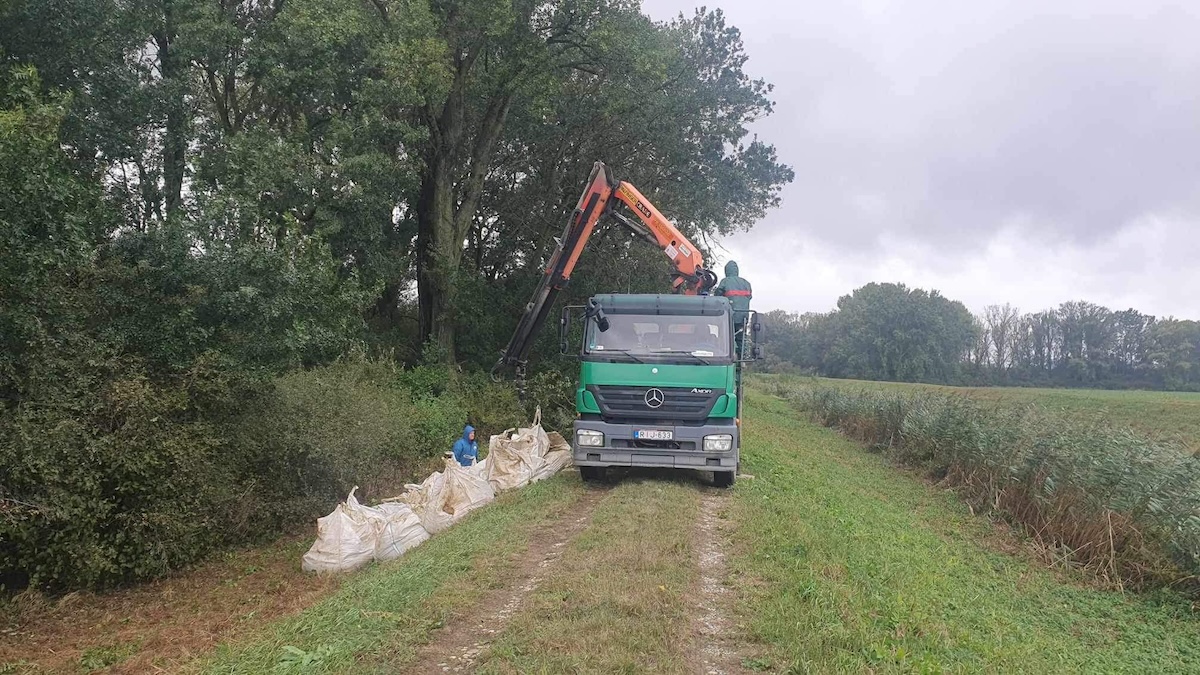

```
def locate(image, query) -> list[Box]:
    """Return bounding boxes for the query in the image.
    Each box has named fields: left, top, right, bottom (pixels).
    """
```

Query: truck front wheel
left=580, top=466, right=606, bottom=482
left=712, top=470, right=735, bottom=488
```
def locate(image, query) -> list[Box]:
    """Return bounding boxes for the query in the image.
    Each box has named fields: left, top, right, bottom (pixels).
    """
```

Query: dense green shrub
left=1, top=354, right=253, bottom=590
left=777, top=382, right=1200, bottom=592
left=0, top=359, right=533, bottom=592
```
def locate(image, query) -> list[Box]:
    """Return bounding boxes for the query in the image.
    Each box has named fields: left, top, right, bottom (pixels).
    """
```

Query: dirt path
left=691, top=489, right=750, bottom=675
left=402, top=484, right=611, bottom=674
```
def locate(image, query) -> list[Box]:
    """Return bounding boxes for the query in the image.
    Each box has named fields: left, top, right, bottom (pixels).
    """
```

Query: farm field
left=777, top=375, right=1200, bottom=443
left=4, top=382, right=1197, bottom=673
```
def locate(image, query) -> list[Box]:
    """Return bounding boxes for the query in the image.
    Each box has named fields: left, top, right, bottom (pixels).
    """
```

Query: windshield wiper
left=655, top=350, right=713, bottom=365
left=592, top=349, right=646, bottom=364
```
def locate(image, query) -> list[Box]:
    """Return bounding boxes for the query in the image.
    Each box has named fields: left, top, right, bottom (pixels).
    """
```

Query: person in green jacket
left=713, top=260, right=752, bottom=355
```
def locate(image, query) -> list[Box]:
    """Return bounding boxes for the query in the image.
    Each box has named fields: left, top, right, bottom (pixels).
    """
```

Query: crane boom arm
left=491, top=161, right=717, bottom=386
left=605, top=179, right=711, bottom=292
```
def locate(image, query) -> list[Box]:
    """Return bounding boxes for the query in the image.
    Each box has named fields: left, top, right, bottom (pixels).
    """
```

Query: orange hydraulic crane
left=491, top=161, right=718, bottom=390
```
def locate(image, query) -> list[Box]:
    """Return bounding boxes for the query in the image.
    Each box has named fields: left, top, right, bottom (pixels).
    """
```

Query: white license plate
left=634, top=429, right=673, bottom=441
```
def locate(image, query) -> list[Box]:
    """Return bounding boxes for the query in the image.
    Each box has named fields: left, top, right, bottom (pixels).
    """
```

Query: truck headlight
left=576, top=429, right=604, bottom=447
left=703, top=434, right=733, bottom=452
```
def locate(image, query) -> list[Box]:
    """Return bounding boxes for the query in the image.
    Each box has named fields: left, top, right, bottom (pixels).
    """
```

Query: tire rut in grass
left=691, top=489, right=751, bottom=675
left=403, top=482, right=611, bottom=674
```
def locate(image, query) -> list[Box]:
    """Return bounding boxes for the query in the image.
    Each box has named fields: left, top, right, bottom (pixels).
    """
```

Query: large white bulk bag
left=301, top=487, right=380, bottom=573
left=394, top=469, right=444, bottom=508
left=532, top=430, right=573, bottom=482
left=415, top=458, right=496, bottom=534
left=373, top=502, right=430, bottom=561
left=301, top=411, right=574, bottom=574
left=484, top=427, right=545, bottom=492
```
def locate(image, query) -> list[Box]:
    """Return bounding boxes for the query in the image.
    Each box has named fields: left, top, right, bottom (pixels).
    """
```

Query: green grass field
left=771, top=375, right=1200, bottom=445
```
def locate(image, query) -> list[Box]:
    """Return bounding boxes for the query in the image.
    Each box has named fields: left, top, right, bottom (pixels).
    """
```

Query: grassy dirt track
left=730, top=389, right=1199, bottom=674
left=472, top=473, right=703, bottom=674
left=190, top=476, right=590, bottom=674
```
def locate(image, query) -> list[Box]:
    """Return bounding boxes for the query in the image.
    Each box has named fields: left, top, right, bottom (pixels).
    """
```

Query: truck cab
left=562, top=293, right=759, bottom=487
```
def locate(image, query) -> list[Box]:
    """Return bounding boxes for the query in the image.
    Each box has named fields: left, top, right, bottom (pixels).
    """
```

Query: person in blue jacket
left=451, top=424, right=479, bottom=467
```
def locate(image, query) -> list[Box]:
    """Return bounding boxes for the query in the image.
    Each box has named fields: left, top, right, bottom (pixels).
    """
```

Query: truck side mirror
left=753, top=344, right=764, bottom=360
left=586, top=298, right=609, bottom=332
left=752, top=315, right=766, bottom=343
left=559, top=307, right=571, bottom=354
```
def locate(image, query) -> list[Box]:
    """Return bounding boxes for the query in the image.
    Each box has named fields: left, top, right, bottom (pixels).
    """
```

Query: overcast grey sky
left=639, top=0, right=1200, bottom=319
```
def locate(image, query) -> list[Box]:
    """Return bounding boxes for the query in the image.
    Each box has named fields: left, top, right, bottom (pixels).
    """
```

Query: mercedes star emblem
left=644, top=388, right=665, bottom=408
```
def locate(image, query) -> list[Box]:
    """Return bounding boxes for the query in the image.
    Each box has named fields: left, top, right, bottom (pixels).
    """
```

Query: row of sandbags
left=301, top=411, right=572, bottom=573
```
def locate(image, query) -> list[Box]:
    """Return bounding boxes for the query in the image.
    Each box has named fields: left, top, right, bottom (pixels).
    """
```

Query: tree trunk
left=414, top=80, right=513, bottom=364
left=163, top=98, right=185, bottom=218
left=416, top=150, right=462, bottom=361
left=156, top=2, right=185, bottom=220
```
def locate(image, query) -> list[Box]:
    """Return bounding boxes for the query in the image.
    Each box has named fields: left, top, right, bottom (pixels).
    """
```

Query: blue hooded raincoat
left=452, top=425, right=479, bottom=467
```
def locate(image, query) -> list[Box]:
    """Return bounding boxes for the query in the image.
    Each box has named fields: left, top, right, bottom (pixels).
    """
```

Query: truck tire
left=580, top=466, right=606, bottom=482
left=713, top=470, right=735, bottom=488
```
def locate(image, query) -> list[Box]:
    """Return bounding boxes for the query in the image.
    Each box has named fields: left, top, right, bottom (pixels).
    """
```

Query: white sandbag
left=531, top=430, right=574, bottom=482
left=443, top=458, right=496, bottom=514
left=302, top=487, right=380, bottom=573
left=469, top=454, right=491, bottom=478
left=417, top=458, right=496, bottom=534
left=515, top=406, right=551, bottom=459
left=484, top=427, right=545, bottom=492
left=373, top=502, right=430, bottom=561
left=303, top=411, right=571, bottom=573
left=393, top=469, right=444, bottom=508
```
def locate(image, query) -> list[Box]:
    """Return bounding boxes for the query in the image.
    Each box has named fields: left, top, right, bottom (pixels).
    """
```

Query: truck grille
left=588, top=385, right=722, bottom=422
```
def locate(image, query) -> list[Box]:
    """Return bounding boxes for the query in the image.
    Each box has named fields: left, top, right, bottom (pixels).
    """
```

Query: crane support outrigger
left=490, top=161, right=719, bottom=393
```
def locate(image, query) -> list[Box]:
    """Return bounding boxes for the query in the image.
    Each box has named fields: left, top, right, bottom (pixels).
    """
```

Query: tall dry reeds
left=769, top=381, right=1200, bottom=594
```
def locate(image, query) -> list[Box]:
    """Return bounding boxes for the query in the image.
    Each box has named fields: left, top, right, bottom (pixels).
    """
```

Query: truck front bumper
left=571, top=420, right=739, bottom=470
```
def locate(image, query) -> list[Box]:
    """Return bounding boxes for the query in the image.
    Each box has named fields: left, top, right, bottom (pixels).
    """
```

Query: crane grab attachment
left=490, top=161, right=718, bottom=392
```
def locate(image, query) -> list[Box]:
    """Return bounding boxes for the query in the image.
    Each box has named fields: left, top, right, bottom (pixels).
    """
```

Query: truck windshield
left=586, top=313, right=730, bottom=358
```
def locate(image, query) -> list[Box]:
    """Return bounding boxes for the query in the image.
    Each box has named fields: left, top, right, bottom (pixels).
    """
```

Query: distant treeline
left=763, top=282, right=1200, bottom=391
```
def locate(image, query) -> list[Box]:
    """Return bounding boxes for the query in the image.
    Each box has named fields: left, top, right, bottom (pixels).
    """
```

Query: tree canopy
left=1, top=0, right=792, bottom=367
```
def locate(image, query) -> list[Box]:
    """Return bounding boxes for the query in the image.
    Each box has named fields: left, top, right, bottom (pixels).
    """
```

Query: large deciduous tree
left=984, top=303, right=1019, bottom=373
left=411, top=0, right=614, bottom=359
left=824, top=283, right=977, bottom=383
left=410, top=3, right=793, bottom=362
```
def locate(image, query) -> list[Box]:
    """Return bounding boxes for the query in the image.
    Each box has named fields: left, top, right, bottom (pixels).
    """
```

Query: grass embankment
left=475, top=475, right=701, bottom=673
left=0, top=533, right=342, bottom=674
left=190, top=475, right=586, bottom=674
left=797, top=375, right=1200, bottom=443
left=731, top=389, right=1200, bottom=673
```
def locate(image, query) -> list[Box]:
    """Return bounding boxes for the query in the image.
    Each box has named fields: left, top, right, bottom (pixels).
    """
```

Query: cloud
left=641, top=0, right=1200, bottom=317
left=719, top=212, right=1200, bottom=318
